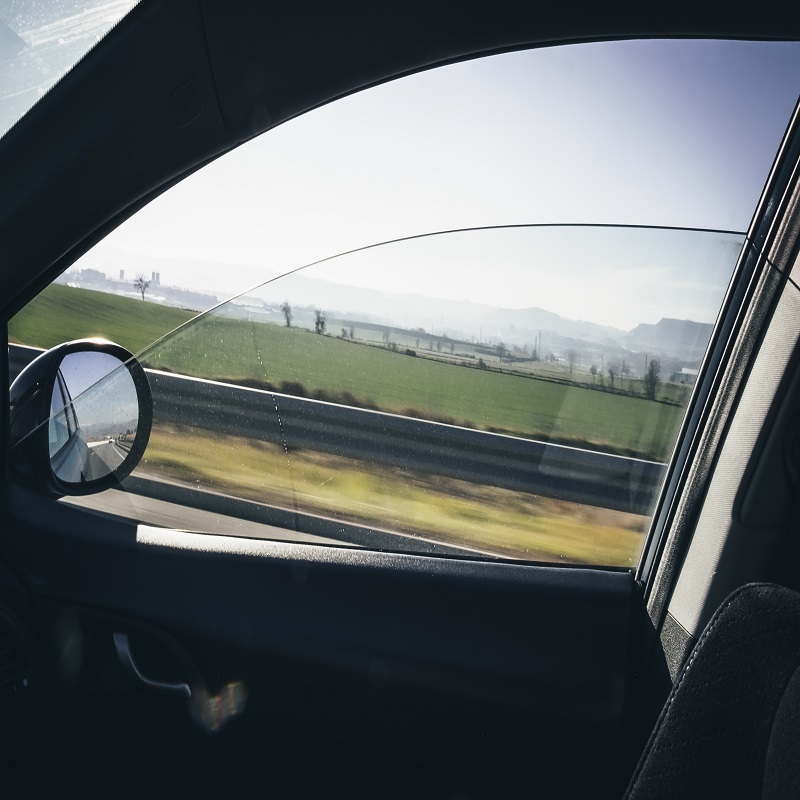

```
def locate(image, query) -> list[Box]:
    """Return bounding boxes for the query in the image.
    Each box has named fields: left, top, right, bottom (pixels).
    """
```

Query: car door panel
left=1, top=483, right=641, bottom=795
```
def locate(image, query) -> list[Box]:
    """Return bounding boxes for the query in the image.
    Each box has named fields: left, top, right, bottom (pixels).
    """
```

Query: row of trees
left=560, top=349, right=661, bottom=394
left=587, top=358, right=661, bottom=399
left=280, top=300, right=326, bottom=334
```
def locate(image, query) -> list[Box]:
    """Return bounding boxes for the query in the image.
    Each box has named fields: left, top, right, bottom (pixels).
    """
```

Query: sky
left=58, top=351, right=139, bottom=437
left=71, top=36, right=800, bottom=329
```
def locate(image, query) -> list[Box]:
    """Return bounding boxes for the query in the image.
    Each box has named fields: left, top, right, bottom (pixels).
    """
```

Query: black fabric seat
left=625, top=583, right=800, bottom=799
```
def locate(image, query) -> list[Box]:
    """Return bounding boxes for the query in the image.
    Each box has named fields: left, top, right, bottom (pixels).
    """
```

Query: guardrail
left=9, top=343, right=665, bottom=516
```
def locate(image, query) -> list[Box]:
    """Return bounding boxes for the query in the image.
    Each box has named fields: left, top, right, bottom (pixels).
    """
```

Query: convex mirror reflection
left=49, top=352, right=141, bottom=483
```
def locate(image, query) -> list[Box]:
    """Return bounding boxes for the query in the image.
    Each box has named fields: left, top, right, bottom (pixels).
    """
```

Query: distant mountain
left=625, top=318, right=713, bottom=361
left=248, top=273, right=713, bottom=363
left=481, top=306, right=626, bottom=345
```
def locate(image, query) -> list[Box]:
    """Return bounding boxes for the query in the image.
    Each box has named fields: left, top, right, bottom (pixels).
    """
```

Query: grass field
left=9, top=283, right=196, bottom=353
left=141, top=422, right=646, bottom=566
left=146, top=314, right=683, bottom=460
left=10, top=285, right=685, bottom=459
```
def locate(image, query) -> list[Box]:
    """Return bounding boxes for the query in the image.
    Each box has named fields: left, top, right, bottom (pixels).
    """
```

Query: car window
left=9, top=39, right=800, bottom=568
left=48, top=372, right=73, bottom=457
left=0, top=0, right=139, bottom=140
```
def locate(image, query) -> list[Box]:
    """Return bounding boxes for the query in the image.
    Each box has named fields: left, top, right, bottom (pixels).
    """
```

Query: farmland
left=146, top=312, right=683, bottom=460
left=10, top=284, right=686, bottom=460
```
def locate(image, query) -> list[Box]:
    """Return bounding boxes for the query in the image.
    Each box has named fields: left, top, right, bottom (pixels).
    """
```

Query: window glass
left=9, top=39, right=800, bottom=567
left=134, top=224, right=743, bottom=566
left=48, top=373, right=72, bottom=457
left=0, top=0, right=139, bottom=139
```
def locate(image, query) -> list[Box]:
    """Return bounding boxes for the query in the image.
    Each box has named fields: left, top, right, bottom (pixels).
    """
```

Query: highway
left=86, top=438, right=128, bottom=474
left=9, top=342, right=666, bottom=526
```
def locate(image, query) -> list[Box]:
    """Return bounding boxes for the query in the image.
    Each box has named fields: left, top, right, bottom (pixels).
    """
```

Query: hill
left=625, top=318, right=713, bottom=360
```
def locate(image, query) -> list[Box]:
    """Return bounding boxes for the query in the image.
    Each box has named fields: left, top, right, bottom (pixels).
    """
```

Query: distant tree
left=133, top=274, right=150, bottom=301
left=496, top=341, right=506, bottom=362
left=349, top=326, right=355, bottom=339
left=341, top=328, right=348, bottom=339
left=314, top=309, right=327, bottom=334
left=607, top=364, right=617, bottom=389
left=644, top=358, right=661, bottom=400
left=449, top=342, right=455, bottom=355
left=280, top=300, right=292, bottom=327
left=436, top=340, right=442, bottom=353
left=566, top=348, right=579, bottom=373
left=590, top=365, right=598, bottom=382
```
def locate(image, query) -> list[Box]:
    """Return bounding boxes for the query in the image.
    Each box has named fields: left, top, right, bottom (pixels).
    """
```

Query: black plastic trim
left=640, top=96, right=800, bottom=612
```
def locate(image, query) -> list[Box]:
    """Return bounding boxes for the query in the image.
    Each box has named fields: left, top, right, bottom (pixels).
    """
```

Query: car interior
left=2, top=2, right=800, bottom=797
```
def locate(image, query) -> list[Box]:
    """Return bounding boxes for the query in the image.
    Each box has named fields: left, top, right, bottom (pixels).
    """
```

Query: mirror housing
left=9, top=338, right=152, bottom=498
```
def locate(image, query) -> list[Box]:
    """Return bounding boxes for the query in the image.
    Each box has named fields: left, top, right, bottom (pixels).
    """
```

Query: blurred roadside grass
left=140, top=423, right=646, bottom=567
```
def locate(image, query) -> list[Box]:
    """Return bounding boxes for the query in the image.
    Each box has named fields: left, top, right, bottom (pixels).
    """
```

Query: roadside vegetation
left=140, top=422, right=647, bottom=566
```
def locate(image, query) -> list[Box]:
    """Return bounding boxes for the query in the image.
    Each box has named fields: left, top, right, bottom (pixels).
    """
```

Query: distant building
left=670, top=367, right=699, bottom=385
left=119, top=269, right=125, bottom=280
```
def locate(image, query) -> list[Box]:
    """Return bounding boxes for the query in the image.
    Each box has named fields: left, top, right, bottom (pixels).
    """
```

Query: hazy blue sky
left=77, top=38, right=800, bottom=328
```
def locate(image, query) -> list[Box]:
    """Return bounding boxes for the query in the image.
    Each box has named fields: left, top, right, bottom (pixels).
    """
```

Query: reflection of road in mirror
left=50, top=352, right=139, bottom=483
left=85, top=437, right=129, bottom=474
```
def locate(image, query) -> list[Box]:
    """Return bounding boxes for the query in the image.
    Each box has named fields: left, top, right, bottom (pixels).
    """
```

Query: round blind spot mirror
left=9, top=338, right=152, bottom=498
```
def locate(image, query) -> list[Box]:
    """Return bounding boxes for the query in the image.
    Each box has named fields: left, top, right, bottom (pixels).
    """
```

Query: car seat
left=624, top=583, right=800, bottom=799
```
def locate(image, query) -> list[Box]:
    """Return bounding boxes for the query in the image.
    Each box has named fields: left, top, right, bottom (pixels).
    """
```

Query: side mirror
left=9, top=338, right=152, bottom=498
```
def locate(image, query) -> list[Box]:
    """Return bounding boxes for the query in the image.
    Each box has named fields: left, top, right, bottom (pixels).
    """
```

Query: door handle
left=112, top=632, right=191, bottom=699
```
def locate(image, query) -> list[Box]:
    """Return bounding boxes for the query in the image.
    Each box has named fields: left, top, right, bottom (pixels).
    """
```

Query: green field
left=9, top=283, right=196, bottom=353
left=10, top=284, right=684, bottom=460
left=146, top=314, right=682, bottom=460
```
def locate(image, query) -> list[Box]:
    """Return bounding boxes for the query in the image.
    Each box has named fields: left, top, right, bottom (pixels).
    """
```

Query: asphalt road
left=87, top=438, right=128, bottom=473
